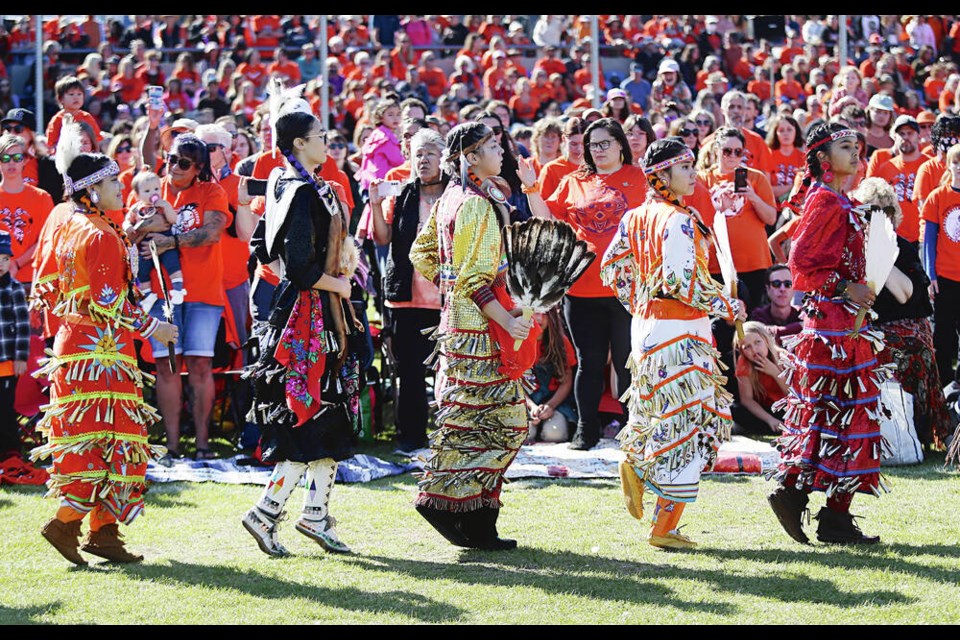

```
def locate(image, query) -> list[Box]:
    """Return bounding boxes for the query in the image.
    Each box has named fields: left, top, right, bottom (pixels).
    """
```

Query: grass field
left=1, top=454, right=958, bottom=625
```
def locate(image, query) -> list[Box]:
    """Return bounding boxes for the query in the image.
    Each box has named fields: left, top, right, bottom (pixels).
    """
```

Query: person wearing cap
left=915, top=115, right=960, bottom=210
left=698, top=16, right=723, bottom=56
left=1, top=109, right=49, bottom=191
left=0, top=132, right=55, bottom=290
left=602, top=88, right=633, bottom=124
left=483, top=51, right=512, bottom=102
left=0, top=229, right=29, bottom=462
left=196, top=70, right=231, bottom=120
left=871, top=115, right=929, bottom=246
left=620, top=62, right=652, bottom=113
left=650, top=58, right=693, bottom=115
left=865, top=93, right=897, bottom=160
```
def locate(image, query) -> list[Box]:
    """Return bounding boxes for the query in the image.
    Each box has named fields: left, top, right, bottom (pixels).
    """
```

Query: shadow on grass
left=347, top=548, right=913, bottom=615
left=0, top=602, right=61, bottom=624
left=116, top=561, right=464, bottom=623
left=0, top=498, right=13, bottom=510
left=700, top=544, right=960, bottom=586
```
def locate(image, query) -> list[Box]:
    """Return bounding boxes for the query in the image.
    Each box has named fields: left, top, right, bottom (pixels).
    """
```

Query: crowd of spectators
left=1, top=15, right=959, bottom=460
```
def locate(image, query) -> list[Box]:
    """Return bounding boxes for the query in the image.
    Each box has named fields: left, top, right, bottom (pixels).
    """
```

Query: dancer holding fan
left=409, top=122, right=536, bottom=551
left=598, top=138, right=743, bottom=550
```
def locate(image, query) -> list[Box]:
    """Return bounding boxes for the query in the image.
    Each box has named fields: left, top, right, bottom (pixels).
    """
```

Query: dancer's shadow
left=0, top=498, right=13, bottom=511
left=699, top=544, right=960, bottom=586
left=347, top=548, right=912, bottom=615
left=0, top=602, right=62, bottom=624
left=115, top=561, right=464, bottom=623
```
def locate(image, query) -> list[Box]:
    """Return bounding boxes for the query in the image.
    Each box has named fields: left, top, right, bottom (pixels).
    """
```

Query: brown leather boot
left=81, top=524, right=144, bottom=564
left=41, top=519, right=88, bottom=567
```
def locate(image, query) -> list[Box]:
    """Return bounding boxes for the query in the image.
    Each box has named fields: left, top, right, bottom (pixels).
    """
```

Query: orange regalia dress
left=30, top=204, right=163, bottom=524
left=409, top=183, right=529, bottom=512
left=601, top=198, right=736, bottom=503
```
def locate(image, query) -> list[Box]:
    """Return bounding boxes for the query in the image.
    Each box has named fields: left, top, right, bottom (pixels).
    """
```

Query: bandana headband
left=643, top=149, right=695, bottom=176
left=63, top=160, right=121, bottom=196
left=808, top=129, right=858, bottom=152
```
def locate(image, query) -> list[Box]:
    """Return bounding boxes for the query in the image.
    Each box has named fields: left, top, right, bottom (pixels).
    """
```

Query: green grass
left=1, top=456, right=959, bottom=624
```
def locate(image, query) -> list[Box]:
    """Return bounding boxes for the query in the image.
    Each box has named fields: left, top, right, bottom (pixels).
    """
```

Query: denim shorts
left=149, top=301, right=224, bottom=358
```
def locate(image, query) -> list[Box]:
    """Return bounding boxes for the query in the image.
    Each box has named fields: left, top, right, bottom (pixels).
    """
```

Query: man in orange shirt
left=537, top=117, right=586, bottom=199
left=483, top=52, right=512, bottom=101
left=914, top=115, right=960, bottom=211
left=418, top=52, right=448, bottom=101
left=702, top=91, right=772, bottom=174
left=775, top=65, right=807, bottom=108
left=251, top=15, right=282, bottom=50
left=267, top=47, right=301, bottom=86
left=873, top=116, right=928, bottom=246
left=533, top=45, right=567, bottom=78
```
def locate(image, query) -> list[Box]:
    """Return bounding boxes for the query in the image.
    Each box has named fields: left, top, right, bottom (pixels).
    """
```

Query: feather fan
left=854, top=206, right=900, bottom=331
left=503, top=218, right=595, bottom=348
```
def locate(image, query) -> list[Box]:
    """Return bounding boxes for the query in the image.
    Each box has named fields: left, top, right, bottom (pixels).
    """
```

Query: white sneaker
left=295, top=516, right=352, bottom=554
left=169, top=289, right=187, bottom=306
left=140, top=292, right=159, bottom=314
left=242, top=507, right=290, bottom=558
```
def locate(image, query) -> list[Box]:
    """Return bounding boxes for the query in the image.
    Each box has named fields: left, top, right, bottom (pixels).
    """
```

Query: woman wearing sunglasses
left=0, top=133, right=54, bottom=289
left=699, top=127, right=778, bottom=311
left=523, top=118, right=647, bottom=450
left=126, top=135, right=230, bottom=463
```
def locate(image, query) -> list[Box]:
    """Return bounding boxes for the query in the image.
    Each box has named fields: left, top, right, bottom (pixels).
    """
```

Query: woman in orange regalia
left=30, top=122, right=178, bottom=566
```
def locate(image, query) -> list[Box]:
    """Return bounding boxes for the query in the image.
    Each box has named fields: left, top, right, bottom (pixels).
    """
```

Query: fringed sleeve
left=451, top=196, right=501, bottom=309
left=410, top=207, right=440, bottom=286
left=662, top=211, right=735, bottom=320
left=601, top=211, right=638, bottom=314
left=789, top=188, right=851, bottom=297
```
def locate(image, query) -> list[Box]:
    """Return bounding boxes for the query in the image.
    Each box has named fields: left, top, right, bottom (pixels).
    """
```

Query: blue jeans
left=149, top=301, right=223, bottom=358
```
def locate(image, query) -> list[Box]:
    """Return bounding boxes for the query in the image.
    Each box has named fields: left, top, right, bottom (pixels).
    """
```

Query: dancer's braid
left=79, top=194, right=134, bottom=251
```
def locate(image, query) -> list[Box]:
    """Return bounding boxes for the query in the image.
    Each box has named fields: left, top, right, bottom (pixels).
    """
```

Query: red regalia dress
left=775, top=183, right=895, bottom=499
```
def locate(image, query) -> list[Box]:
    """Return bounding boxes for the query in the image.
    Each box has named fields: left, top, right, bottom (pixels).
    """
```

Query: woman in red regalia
left=767, top=123, right=895, bottom=546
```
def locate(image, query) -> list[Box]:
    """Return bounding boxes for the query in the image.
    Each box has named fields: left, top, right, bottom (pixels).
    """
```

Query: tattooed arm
left=146, top=210, right=228, bottom=254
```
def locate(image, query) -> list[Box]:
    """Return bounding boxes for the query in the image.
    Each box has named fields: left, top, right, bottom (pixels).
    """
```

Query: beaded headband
left=808, top=129, right=858, bottom=152
left=63, top=160, right=121, bottom=196
left=643, top=149, right=695, bottom=176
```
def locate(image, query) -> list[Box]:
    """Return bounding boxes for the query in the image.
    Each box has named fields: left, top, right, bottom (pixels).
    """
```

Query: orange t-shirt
left=700, top=168, right=776, bottom=274
left=112, top=74, right=145, bottom=105
left=267, top=60, right=302, bottom=85
left=509, top=96, right=540, bottom=123
left=873, top=155, right=927, bottom=243
left=747, top=80, right=772, bottom=103
left=538, top=157, right=579, bottom=200
left=159, top=178, right=232, bottom=306
left=238, top=62, right=268, bottom=87
left=866, top=148, right=895, bottom=178
left=925, top=78, right=947, bottom=105
left=0, top=184, right=54, bottom=283
left=216, top=172, right=251, bottom=291
left=420, top=67, right=448, bottom=100
left=914, top=156, right=948, bottom=209
left=545, top=165, right=648, bottom=298
left=768, top=148, right=806, bottom=190
left=774, top=79, right=806, bottom=104
left=921, top=185, right=960, bottom=282
left=385, top=164, right=411, bottom=183
left=46, top=109, right=102, bottom=151
left=251, top=15, right=282, bottom=48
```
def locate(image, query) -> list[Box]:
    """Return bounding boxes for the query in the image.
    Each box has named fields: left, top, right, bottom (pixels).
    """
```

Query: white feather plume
left=55, top=119, right=85, bottom=178
left=712, top=213, right=738, bottom=298
left=268, top=79, right=310, bottom=149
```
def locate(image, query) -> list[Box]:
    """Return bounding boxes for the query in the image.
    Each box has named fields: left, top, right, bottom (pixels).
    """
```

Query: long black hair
left=66, top=154, right=114, bottom=205
left=170, top=134, right=213, bottom=182
left=579, top=117, right=632, bottom=177
left=475, top=109, right=522, bottom=195
left=444, top=121, right=494, bottom=183
left=645, top=136, right=709, bottom=234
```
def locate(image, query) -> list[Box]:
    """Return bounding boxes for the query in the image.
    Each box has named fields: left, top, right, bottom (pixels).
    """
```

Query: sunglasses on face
left=722, top=147, right=744, bottom=158
left=588, top=139, right=615, bottom=152
left=116, top=145, right=133, bottom=154
left=769, top=279, right=793, bottom=289
left=328, top=142, right=346, bottom=150
left=695, top=119, right=712, bottom=126
left=0, top=153, right=24, bottom=164
left=167, top=154, right=196, bottom=171
left=2, top=124, right=25, bottom=134
left=679, top=129, right=698, bottom=137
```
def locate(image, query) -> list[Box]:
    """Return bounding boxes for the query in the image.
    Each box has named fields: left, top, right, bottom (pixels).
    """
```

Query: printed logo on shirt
left=774, top=163, right=798, bottom=188
left=892, top=172, right=917, bottom=203
left=173, top=203, right=200, bottom=234
left=0, top=207, right=32, bottom=242
left=945, top=206, right=960, bottom=243
left=709, top=182, right=746, bottom=218
left=570, top=183, right=628, bottom=236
